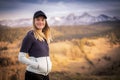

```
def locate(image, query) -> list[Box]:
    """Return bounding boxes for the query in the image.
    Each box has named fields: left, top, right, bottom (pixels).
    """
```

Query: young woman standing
left=18, top=10, right=52, bottom=80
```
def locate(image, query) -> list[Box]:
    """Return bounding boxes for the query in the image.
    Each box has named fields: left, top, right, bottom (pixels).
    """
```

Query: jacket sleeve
left=18, top=31, right=38, bottom=68
left=18, top=52, right=38, bottom=68
left=20, top=32, right=33, bottom=53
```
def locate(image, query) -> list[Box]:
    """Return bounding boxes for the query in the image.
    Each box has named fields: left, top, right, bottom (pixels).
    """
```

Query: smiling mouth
left=37, top=24, right=43, bottom=26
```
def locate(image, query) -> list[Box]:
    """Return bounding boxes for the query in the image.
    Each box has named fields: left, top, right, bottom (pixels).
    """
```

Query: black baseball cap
left=33, top=10, right=47, bottom=19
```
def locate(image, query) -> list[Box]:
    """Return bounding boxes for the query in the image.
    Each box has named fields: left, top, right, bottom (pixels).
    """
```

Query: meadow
left=0, top=21, right=120, bottom=80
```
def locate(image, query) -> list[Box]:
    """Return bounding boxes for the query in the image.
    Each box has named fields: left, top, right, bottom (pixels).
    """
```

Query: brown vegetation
left=0, top=23, right=120, bottom=80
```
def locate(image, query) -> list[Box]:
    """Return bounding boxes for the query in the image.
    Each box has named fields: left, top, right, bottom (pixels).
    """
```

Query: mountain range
left=0, top=12, right=120, bottom=27
left=48, top=12, right=120, bottom=26
left=0, top=19, right=32, bottom=27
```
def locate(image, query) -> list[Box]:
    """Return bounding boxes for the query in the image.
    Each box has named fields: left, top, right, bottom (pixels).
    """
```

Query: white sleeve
left=18, top=52, right=38, bottom=68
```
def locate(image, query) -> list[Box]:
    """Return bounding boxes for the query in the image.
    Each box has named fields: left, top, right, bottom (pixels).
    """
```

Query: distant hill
left=48, top=12, right=120, bottom=26
left=91, top=20, right=120, bottom=27
left=0, top=12, right=120, bottom=27
left=0, top=19, right=32, bottom=27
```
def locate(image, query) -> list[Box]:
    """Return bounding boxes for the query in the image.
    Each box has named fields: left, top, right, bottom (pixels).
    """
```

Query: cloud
left=0, top=0, right=120, bottom=20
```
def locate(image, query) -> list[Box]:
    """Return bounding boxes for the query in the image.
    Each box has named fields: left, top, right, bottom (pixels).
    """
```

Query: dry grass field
left=0, top=22, right=120, bottom=80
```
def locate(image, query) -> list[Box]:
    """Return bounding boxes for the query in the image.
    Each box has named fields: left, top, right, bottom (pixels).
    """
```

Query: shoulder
left=25, top=30, right=34, bottom=39
left=27, top=30, right=34, bottom=36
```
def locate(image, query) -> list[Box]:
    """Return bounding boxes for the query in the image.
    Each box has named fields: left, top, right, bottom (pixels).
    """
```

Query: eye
left=35, top=17, right=45, bottom=22
left=35, top=18, right=40, bottom=21
left=42, top=18, right=45, bottom=21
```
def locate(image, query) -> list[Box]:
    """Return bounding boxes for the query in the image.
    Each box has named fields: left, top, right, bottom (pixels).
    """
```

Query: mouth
left=37, top=24, right=43, bottom=26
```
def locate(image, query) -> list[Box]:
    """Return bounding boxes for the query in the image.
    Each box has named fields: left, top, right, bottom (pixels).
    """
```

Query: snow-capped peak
left=0, top=12, right=120, bottom=27
left=80, top=12, right=93, bottom=17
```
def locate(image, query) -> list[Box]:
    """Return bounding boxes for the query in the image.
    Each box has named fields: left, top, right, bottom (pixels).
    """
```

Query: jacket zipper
left=46, top=57, right=48, bottom=75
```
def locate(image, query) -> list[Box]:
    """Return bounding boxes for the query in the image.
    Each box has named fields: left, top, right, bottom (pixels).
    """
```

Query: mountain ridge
left=0, top=12, right=120, bottom=27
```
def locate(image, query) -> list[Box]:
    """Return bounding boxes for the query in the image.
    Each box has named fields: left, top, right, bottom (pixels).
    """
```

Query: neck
left=36, top=29, right=42, bottom=33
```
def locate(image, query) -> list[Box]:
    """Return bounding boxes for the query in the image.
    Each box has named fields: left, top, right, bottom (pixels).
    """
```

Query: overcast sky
left=0, top=0, right=120, bottom=20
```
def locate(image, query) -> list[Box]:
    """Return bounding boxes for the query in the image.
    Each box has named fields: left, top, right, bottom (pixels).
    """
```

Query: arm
left=18, top=31, right=38, bottom=68
left=18, top=52, right=38, bottom=68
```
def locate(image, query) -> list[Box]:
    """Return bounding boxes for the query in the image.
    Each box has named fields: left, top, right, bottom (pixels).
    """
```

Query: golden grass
left=0, top=24, right=120, bottom=80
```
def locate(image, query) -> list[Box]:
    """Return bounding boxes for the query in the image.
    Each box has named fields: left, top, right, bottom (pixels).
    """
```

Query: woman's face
left=34, top=16, right=46, bottom=30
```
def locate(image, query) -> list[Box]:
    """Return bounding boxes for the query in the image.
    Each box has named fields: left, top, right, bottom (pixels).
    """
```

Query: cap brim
left=34, top=14, right=47, bottom=19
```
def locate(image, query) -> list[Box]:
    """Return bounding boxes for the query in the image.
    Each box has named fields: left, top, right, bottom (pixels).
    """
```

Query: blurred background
left=0, top=0, right=120, bottom=80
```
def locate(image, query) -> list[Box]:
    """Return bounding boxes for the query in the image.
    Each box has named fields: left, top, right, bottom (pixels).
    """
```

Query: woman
left=18, top=10, right=52, bottom=80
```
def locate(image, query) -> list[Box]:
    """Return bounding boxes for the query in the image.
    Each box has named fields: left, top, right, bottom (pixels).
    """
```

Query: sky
left=0, top=0, right=120, bottom=20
